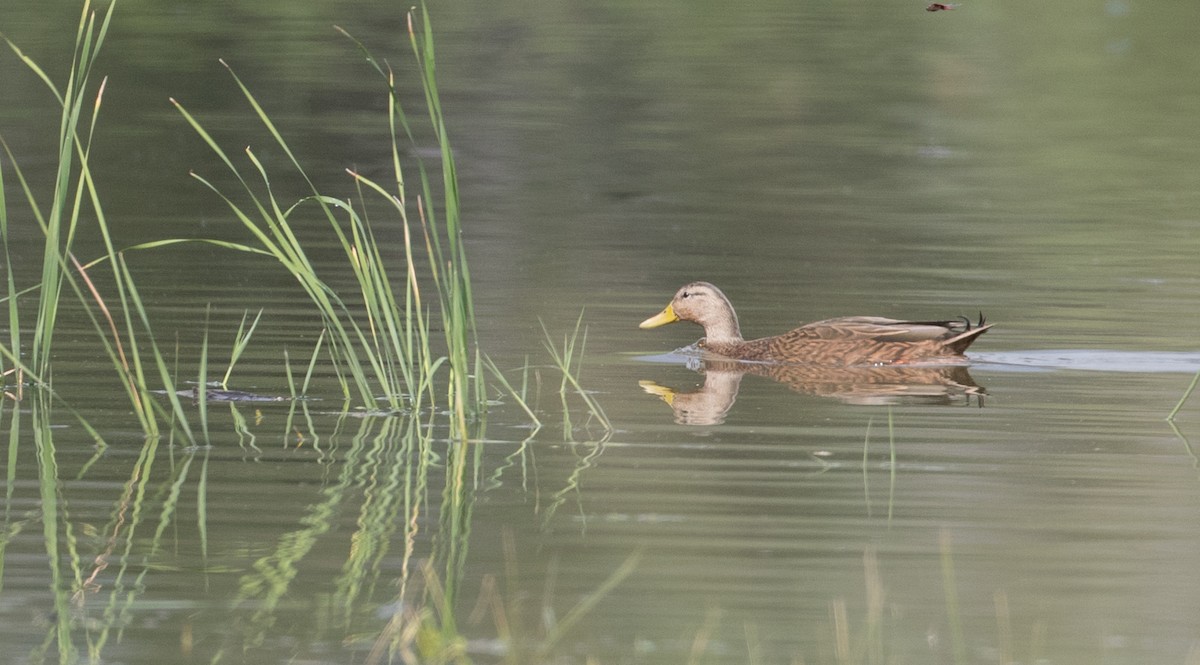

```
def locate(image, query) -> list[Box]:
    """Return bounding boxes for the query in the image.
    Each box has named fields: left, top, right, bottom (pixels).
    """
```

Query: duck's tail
left=942, top=314, right=993, bottom=355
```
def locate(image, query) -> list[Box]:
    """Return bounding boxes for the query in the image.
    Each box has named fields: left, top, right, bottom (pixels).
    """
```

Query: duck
left=639, top=282, right=992, bottom=366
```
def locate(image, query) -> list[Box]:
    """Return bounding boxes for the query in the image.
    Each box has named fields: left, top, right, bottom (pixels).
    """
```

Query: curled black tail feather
left=905, top=312, right=988, bottom=334
left=943, top=318, right=993, bottom=355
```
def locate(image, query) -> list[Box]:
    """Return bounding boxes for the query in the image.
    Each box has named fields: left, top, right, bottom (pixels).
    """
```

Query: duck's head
left=639, top=282, right=743, bottom=342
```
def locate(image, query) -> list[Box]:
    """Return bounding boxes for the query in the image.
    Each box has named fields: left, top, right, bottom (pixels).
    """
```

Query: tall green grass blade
left=540, top=316, right=611, bottom=432
left=221, top=308, right=264, bottom=390
left=117, top=254, right=196, bottom=446
left=483, top=356, right=541, bottom=429
left=0, top=142, right=19, bottom=367
left=302, top=329, right=325, bottom=396
left=0, top=135, right=46, bottom=242
left=405, top=8, right=479, bottom=435
left=119, top=237, right=275, bottom=258
left=0, top=135, right=48, bottom=234
left=30, top=2, right=113, bottom=378
left=1, top=34, right=66, bottom=106
left=283, top=346, right=298, bottom=400
left=69, top=253, right=156, bottom=434
left=218, top=60, right=330, bottom=214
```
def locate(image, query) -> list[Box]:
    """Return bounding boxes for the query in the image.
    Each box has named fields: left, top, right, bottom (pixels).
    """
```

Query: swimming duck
left=640, top=282, right=991, bottom=366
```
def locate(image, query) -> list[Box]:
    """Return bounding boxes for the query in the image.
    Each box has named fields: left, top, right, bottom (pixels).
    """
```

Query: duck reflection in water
left=640, top=356, right=985, bottom=425
left=639, top=282, right=991, bottom=424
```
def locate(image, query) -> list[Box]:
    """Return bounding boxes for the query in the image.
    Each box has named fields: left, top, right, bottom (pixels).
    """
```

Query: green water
left=2, top=1, right=1200, bottom=663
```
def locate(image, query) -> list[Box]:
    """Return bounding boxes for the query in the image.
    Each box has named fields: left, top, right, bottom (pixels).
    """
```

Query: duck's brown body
left=640, top=282, right=991, bottom=367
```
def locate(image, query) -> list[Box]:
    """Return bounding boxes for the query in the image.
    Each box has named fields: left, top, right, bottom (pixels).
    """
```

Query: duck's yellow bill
left=639, top=304, right=679, bottom=329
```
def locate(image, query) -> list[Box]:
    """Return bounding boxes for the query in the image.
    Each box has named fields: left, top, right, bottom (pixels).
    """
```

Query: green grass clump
left=0, top=5, right=616, bottom=664
left=2, top=1, right=484, bottom=442
left=541, top=313, right=611, bottom=434
left=1, top=0, right=588, bottom=444
left=164, top=5, right=477, bottom=434
left=2, top=0, right=192, bottom=441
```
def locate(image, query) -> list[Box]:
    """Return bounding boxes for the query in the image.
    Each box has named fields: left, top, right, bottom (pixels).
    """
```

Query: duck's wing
left=785, top=316, right=980, bottom=343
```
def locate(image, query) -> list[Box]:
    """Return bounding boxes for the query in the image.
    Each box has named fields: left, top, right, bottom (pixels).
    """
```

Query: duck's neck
left=704, top=304, right=744, bottom=344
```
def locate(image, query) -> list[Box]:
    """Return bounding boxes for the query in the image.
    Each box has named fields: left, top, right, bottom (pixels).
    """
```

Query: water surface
left=2, top=1, right=1200, bottom=664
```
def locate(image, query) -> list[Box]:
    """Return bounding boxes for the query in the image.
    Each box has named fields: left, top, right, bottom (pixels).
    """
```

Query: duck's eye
left=680, top=292, right=691, bottom=299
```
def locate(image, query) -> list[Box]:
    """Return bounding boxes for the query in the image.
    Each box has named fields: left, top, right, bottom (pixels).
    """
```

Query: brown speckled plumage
left=640, top=282, right=992, bottom=366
